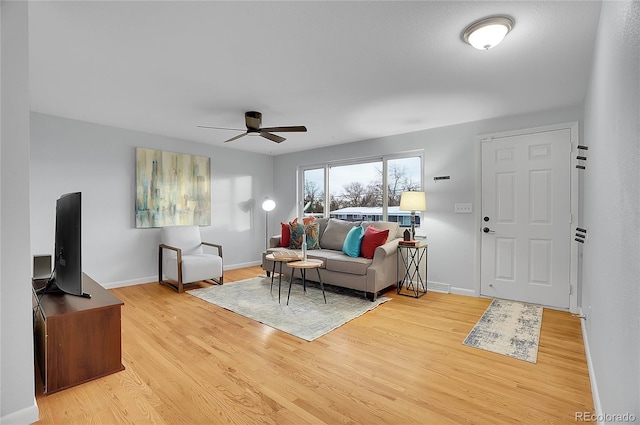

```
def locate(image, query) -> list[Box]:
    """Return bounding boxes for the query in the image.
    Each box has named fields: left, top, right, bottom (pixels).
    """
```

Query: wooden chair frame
left=158, top=242, right=223, bottom=293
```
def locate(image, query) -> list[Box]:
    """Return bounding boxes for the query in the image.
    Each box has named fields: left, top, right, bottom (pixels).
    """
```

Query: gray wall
left=2, top=2, right=637, bottom=422
left=30, top=112, right=274, bottom=287
left=272, top=106, right=582, bottom=294
left=0, top=1, right=39, bottom=423
left=582, top=0, right=640, bottom=419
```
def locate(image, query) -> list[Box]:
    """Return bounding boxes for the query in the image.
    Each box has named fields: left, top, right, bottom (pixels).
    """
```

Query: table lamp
left=399, top=191, right=426, bottom=240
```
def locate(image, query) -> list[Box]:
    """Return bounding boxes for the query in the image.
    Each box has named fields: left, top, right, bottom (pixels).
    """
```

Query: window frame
left=298, top=150, right=424, bottom=221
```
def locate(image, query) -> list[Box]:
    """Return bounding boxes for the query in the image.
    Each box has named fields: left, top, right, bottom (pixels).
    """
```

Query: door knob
left=484, top=216, right=490, bottom=222
left=483, top=227, right=495, bottom=233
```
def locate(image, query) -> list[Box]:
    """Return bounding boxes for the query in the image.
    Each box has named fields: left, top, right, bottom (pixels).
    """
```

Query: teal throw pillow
left=342, top=225, right=364, bottom=258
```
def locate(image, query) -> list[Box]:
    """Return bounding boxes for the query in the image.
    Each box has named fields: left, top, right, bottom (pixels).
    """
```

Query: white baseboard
left=579, top=307, right=603, bottom=423
left=0, top=398, right=39, bottom=425
left=102, top=276, right=156, bottom=289
left=450, top=287, right=475, bottom=297
left=225, top=260, right=261, bottom=270
left=102, top=261, right=263, bottom=289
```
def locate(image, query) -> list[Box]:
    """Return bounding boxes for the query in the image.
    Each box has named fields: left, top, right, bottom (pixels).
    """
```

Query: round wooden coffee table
left=287, top=259, right=326, bottom=305
left=265, top=253, right=301, bottom=303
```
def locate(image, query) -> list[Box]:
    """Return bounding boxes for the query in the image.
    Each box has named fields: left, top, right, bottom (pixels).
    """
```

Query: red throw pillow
left=279, top=222, right=291, bottom=247
left=360, top=226, right=389, bottom=259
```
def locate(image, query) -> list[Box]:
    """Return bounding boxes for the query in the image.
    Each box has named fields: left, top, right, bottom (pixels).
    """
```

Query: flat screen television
left=38, top=192, right=90, bottom=298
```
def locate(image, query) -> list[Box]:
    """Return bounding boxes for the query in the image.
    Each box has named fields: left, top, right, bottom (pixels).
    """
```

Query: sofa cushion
left=279, top=222, right=291, bottom=247
left=360, top=225, right=389, bottom=259
left=342, top=225, right=364, bottom=258
left=316, top=217, right=330, bottom=238
left=305, top=221, right=320, bottom=249
left=306, top=250, right=339, bottom=264
left=289, top=221, right=304, bottom=248
left=290, top=221, right=320, bottom=249
left=362, top=220, right=401, bottom=239
left=324, top=253, right=371, bottom=275
left=290, top=216, right=315, bottom=226
left=320, top=218, right=360, bottom=250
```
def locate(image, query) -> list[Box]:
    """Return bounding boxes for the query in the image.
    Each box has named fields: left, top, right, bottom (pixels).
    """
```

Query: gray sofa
left=261, top=218, right=402, bottom=300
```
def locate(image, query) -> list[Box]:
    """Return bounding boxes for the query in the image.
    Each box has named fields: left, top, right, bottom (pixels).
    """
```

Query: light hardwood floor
left=35, top=266, right=594, bottom=424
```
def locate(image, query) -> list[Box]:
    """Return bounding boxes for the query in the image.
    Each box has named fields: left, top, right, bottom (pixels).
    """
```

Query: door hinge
left=569, top=284, right=573, bottom=295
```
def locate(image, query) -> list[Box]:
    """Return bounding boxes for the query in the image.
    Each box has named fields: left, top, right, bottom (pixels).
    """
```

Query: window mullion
left=382, top=159, right=388, bottom=221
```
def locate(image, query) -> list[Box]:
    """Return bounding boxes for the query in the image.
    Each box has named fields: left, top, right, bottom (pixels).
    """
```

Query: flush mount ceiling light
left=462, top=16, right=514, bottom=50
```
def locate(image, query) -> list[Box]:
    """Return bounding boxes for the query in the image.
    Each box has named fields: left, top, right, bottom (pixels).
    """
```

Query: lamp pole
left=410, top=210, right=416, bottom=240
left=261, top=197, right=276, bottom=250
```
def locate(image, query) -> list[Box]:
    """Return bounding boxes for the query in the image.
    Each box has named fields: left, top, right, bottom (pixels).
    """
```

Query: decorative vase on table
left=302, top=233, right=308, bottom=262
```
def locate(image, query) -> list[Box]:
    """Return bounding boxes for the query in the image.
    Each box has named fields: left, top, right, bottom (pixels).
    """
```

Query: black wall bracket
left=574, top=227, right=587, bottom=243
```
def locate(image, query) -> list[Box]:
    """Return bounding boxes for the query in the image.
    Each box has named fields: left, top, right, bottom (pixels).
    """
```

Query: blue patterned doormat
left=463, top=299, right=543, bottom=363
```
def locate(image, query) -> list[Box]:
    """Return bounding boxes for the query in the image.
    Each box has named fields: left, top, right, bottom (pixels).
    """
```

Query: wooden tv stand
left=33, top=273, right=125, bottom=394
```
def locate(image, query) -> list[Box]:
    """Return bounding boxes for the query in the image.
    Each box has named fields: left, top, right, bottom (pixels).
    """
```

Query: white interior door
left=481, top=129, right=572, bottom=309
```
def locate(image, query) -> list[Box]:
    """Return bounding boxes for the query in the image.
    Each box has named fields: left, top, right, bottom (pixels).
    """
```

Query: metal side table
left=397, top=242, right=428, bottom=298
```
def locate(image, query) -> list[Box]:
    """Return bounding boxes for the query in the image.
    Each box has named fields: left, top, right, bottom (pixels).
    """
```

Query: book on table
left=272, top=250, right=301, bottom=260
left=398, top=240, right=418, bottom=247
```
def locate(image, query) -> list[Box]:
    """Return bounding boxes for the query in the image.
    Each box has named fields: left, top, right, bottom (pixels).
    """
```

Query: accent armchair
left=158, top=225, right=223, bottom=293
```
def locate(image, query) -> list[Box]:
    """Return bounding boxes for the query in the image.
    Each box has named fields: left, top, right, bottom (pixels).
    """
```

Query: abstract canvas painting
left=135, top=148, right=211, bottom=228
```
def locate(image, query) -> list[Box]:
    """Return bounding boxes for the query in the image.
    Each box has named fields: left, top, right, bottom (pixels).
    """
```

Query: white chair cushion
left=163, top=253, right=222, bottom=284
left=161, top=225, right=204, bottom=255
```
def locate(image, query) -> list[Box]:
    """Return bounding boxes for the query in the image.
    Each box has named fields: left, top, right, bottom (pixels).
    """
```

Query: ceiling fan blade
left=260, top=132, right=286, bottom=143
left=204, top=112, right=303, bottom=144
left=223, top=133, right=248, bottom=143
left=259, top=126, right=307, bottom=133
left=197, top=125, right=245, bottom=131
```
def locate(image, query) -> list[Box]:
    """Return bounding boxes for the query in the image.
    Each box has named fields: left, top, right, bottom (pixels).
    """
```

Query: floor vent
left=428, top=281, right=451, bottom=294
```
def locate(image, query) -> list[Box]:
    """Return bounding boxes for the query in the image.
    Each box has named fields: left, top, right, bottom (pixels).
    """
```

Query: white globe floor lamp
left=262, top=197, right=276, bottom=249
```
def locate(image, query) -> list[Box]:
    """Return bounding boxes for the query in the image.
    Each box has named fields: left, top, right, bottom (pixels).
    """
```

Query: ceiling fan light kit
left=198, top=111, right=307, bottom=144
left=462, top=16, right=514, bottom=50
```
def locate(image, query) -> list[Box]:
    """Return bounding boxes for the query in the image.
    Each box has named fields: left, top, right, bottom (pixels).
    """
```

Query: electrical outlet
left=455, top=203, right=473, bottom=214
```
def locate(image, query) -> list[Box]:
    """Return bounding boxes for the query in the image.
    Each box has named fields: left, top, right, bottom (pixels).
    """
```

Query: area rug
left=188, top=277, right=390, bottom=341
left=463, top=298, right=543, bottom=363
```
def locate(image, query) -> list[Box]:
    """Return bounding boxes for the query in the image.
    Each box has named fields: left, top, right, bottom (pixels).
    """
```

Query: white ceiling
left=28, top=1, right=602, bottom=155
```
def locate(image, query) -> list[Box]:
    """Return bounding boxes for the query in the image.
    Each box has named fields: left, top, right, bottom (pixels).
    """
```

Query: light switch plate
left=455, top=203, right=473, bottom=213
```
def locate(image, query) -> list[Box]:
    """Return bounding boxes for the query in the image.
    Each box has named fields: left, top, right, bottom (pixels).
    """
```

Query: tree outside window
left=303, top=168, right=325, bottom=217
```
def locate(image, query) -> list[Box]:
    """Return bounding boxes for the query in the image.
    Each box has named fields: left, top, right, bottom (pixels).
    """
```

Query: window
left=301, top=152, right=423, bottom=227
left=386, top=156, right=422, bottom=227
left=302, top=168, right=325, bottom=218
left=329, top=161, right=382, bottom=221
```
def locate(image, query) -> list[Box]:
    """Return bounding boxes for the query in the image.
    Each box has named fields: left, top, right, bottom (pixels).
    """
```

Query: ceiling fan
left=198, top=111, right=307, bottom=144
